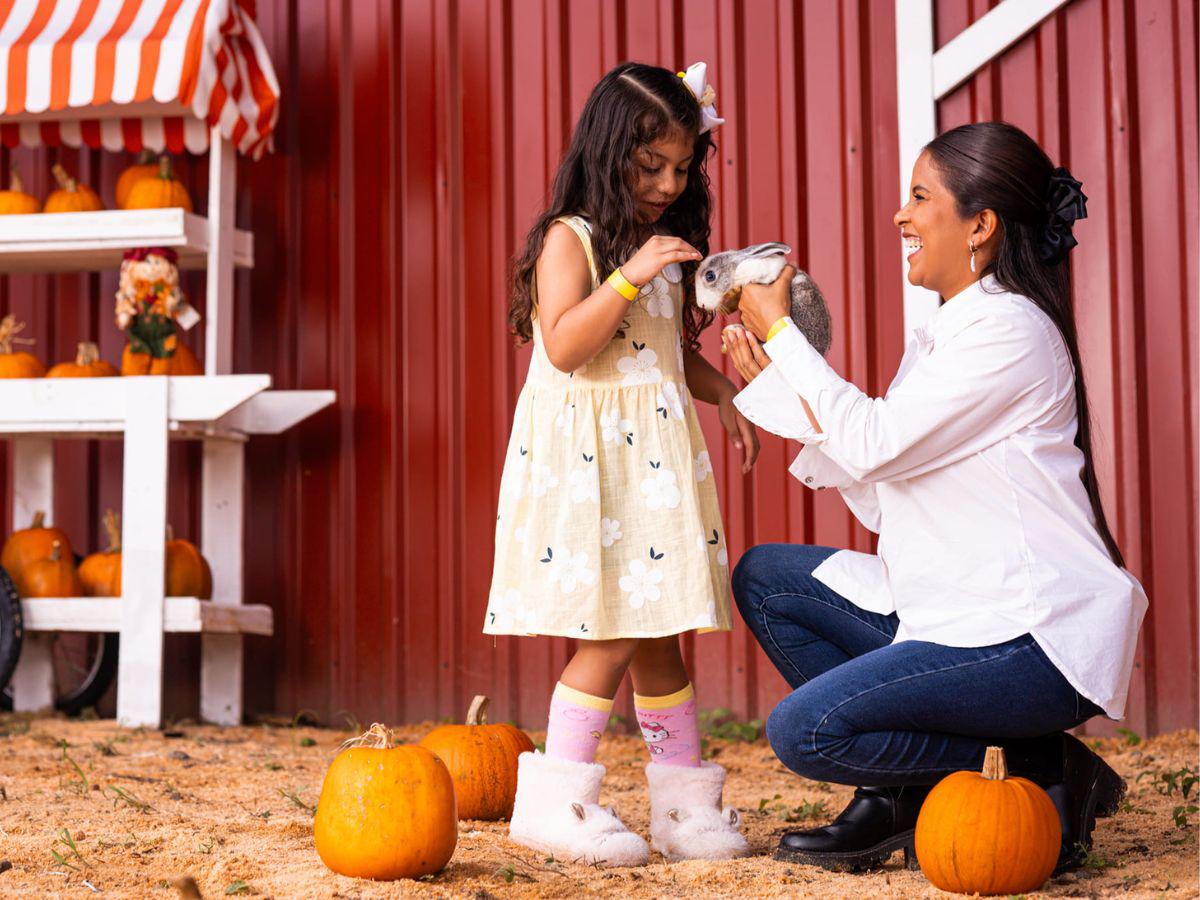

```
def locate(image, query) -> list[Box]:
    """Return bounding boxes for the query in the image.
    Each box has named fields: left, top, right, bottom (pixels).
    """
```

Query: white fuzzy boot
left=646, top=761, right=750, bottom=860
left=508, top=751, right=650, bottom=867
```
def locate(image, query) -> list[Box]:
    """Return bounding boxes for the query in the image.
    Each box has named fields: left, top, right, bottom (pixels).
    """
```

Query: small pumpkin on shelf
left=0, top=164, right=40, bottom=214
left=44, top=163, right=103, bottom=213
left=0, top=315, right=45, bottom=377
left=419, top=695, right=535, bottom=820
left=124, top=155, right=192, bottom=212
left=22, top=540, right=83, bottom=598
left=115, top=149, right=159, bottom=209
left=47, top=342, right=119, bottom=378
left=79, top=509, right=122, bottom=598
left=165, top=526, right=212, bottom=599
left=914, top=746, right=1060, bottom=895
left=1, top=511, right=71, bottom=594
left=122, top=331, right=203, bottom=376
left=314, top=723, right=458, bottom=880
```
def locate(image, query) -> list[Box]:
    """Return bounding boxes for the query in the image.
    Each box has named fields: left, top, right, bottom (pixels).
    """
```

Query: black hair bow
left=1038, top=167, right=1087, bottom=265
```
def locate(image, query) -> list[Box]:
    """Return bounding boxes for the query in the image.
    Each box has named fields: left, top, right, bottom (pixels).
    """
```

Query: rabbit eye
left=704, top=270, right=716, bottom=283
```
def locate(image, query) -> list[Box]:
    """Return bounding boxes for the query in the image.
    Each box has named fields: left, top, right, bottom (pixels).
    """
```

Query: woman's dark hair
left=925, top=121, right=1124, bottom=568
left=508, top=62, right=715, bottom=351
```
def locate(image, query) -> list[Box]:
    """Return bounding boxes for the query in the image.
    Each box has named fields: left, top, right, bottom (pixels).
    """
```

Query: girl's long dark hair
left=509, top=62, right=715, bottom=351
left=926, top=121, right=1124, bottom=568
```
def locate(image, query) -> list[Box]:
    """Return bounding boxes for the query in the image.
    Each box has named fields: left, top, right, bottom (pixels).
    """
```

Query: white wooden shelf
left=0, top=208, right=253, bottom=272
left=20, top=597, right=273, bottom=636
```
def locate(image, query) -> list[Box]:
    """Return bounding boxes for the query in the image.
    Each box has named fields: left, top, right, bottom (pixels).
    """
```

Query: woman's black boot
left=774, top=785, right=931, bottom=872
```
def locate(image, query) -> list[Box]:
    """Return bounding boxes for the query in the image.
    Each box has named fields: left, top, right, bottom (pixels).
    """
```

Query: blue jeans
left=732, top=544, right=1104, bottom=786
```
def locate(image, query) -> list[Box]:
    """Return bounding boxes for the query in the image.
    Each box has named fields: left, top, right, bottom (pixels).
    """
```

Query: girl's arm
left=684, top=347, right=760, bottom=473
left=537, top=224, right=701, bottom=373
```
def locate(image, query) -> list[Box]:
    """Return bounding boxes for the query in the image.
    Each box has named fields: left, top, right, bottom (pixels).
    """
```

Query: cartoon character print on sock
left=635, top=690, right=701, bottom=767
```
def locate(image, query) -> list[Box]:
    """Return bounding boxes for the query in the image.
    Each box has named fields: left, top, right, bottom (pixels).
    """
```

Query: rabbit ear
left=739, top=242, right=791, bottom=260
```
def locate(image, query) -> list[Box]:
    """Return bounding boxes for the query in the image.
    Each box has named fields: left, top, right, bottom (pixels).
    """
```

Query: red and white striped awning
left=0, top=0, right=279, bottom=159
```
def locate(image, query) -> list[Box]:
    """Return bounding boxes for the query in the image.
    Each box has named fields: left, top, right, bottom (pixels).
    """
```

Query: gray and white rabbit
left=694, top=243, right=831, bottom=356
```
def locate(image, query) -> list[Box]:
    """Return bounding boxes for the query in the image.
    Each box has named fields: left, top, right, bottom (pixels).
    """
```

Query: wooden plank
left=214, top=390, right=335, bottom=434
left=20, top=597, right=272, bottom=635
left=8, top=438, right=55, bottom=711
left=206, top=131, right=238, bottom=375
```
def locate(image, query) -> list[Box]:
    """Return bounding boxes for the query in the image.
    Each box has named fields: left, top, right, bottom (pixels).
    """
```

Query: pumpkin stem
left=76, top=341, right=101, bottom=366
left=166, top=523, right=174, bottom=542
left=466, top=695, right=491, bottom=726
left=0, top=315, right=35, bottom=354
left=157, top=156, right=173, bottom=180
left=30, top=510, right=45, bottom=529
left=9, top=164, right=25, bottom=194
left=51, top=162, right=77, bottom=193
left=49, top=540, right=62, bottom=563
left=102, top=508, right=121, bottom=553
left=135, top=149, right=156, bottom=165
left=981, top=745, right=1008, bottom=781
left=340, top=722, right=395, bottom=751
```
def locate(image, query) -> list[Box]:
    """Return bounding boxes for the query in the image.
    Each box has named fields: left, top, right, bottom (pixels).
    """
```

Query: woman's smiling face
left=632, top=131, right=694, bottom=223
left=894, top=151, right=984, bottom=299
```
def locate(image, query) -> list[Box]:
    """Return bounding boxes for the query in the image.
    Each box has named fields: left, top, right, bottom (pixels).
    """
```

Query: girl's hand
left=621, top=235, right=703, bottom=286
left=717, top=389, right=760, bottom=473
left=739, top=264, right=795, bottom=340
left=721, top=325, right=771, bottom=383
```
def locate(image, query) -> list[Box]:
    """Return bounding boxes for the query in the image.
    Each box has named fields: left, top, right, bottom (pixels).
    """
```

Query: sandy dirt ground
left=0, top=713, right=1195, bottom=898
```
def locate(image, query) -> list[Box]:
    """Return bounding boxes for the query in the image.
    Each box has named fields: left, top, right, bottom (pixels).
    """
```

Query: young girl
left=485, top=62, right=755, bottom=866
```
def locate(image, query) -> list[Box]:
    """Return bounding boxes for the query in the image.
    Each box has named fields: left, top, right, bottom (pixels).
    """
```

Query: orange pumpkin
left=47, top=342, right=119, bottom=378
left=0, top=164, right=40, bottom=214
left=314, top=723, right=458, bottom=879
left=420, top=695, right=535, bottom=820
left=44, top=163, right=103, bottom=213
left=22, top=540, right=83, bottom=598
left=0, top=315, right=46, bottom=378
left=1, top=511, right=72, bottom=594
left=79, top=509, right=122, bottom=598
left=122, top=331, right=203, bottom=376
left=165, top=526, right=212, bottom=599
left=124, top=155, right=192, bottom=211
left=115, top=150, right=158, bottom=209
left=915, top=746, right=1060, bottom=895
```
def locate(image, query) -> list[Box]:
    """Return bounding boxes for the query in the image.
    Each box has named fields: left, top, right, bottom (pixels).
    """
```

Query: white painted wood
left=894, top=0, right=942, bottom=334
left=206, top=131, right=237, bottom=376
left=0, top=375, right=269, bottom=432
left=9, top=437, right=55, bottom=711
left=200, top=438, right=245, bottom=724
left=216, top=390, right=336, bottom=434
left=115, top=378, right=169, bottom=728
left=933, top=0, right=1073, bottom=100
left=20, top=597, right=273, bottom=635
left=0, top=208, right=252, bottom=272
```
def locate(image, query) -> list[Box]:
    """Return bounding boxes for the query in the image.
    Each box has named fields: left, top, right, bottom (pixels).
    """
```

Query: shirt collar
left=917, top=273, right=1005, bottom=345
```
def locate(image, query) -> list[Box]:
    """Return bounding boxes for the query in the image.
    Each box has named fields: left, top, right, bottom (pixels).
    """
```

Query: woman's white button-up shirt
left=734, top=274, right=1147, bottom=719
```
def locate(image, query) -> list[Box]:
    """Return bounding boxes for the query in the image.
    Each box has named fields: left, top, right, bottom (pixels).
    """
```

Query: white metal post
left=9, top=438, right=55, bottom=711
left=116, top=378, right=170, bottom=727
left=199, top=436, right=246, bottom=725
left=206, top=129, right=236, bottom=376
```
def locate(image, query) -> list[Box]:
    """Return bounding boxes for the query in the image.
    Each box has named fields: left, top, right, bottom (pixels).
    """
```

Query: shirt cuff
left=789, top=444, right=855, bottom=489
left=764, top=319, right=843, bottom=396
left=733, top=363, right=825, bottom=443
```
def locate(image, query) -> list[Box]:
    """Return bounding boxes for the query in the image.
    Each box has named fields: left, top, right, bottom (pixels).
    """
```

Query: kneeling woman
left=724, top=121, right=1146, bottom=874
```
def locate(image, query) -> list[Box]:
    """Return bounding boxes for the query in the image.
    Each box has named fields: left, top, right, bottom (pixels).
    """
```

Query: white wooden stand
left=2, top=130, right=333, bottom=727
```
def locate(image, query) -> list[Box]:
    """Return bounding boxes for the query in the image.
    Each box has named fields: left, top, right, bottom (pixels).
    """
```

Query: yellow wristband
left=766, top=316, right=792, bottom=342
left=607, top=268, right=641, bottom=302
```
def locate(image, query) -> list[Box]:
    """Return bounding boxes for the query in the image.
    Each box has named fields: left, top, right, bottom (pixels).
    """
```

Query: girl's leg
left=546, top=638, right=638, bottom=764
left=629, top=636, right=700, bottom=767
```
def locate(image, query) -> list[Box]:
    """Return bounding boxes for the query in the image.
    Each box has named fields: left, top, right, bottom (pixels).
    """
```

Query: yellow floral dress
left=485, top=215, right=732, bottom=640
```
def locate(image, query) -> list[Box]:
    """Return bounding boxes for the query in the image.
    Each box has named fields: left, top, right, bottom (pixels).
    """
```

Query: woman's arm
left=683, top=347, right=760, bottom=473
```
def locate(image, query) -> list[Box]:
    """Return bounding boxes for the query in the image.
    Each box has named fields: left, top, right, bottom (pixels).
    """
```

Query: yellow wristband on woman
left=607, top=267, right=641, bottom=302
left=766, top=316, right=792, bottom=342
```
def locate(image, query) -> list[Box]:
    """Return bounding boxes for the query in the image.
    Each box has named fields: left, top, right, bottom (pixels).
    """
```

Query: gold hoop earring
left=969, top=243, right=977, bottom=273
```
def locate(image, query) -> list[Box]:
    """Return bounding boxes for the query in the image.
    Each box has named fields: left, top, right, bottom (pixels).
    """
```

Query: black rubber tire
left=54, top=633, right=119, bottom=716
left=0, top=566, right=23, bottom=706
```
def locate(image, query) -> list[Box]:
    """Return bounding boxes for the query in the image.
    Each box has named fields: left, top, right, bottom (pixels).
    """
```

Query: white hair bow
left=678, top=62, right=724, bottom=134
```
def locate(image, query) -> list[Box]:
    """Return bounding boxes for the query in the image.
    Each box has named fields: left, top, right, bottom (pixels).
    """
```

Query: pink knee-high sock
left=635, top=683, right=701, bottom=767
left=544, top=682, right=613, bottom=764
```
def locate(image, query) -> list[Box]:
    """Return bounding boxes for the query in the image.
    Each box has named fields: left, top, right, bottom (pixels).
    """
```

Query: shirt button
left=804, top=476, right=814, bottom=484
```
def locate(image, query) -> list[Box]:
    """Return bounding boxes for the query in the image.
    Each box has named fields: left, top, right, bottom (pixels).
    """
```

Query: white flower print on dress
left=554, top=403, right=575, bottom=438
left=515, top=525, right=533, bottom=553
left=617, top=344, right=662, bottom=386
left=503, top=446, right=530, bottom=498
left=568, top=465, right=600, bottom=504
left=643, top=279, right=675, bottom=319
left=620, top=558, right=664, bottom=609
left=600, top=409, right=636, bottom=445
left=530, top=462, right=559, bottom=498
left=487, top=587, right=535, bottom=632
left=717, top=546, right=729, bottom=567
left=544, top=547, right=597, bottom=595
left=694, top=450, right=713, bottom=482
left=657, top=382, right=686, bottom=421
left=640, top=464, right=681, bottom=511
left=601, top=517, right=623, bottom=547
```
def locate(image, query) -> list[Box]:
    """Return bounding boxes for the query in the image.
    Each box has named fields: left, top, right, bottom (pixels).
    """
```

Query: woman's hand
left=722, top=324, right=771, bottom=383
left=739, top=264, right=795, bottom=340
left=621, top=235, right=702, bottom=287
left=717, top=388, right=760, bottom=473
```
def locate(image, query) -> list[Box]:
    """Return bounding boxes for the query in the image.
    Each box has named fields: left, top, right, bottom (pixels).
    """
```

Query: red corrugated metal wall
left=1, top=0, right=1195, bottom=736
